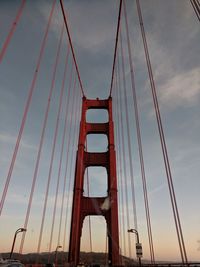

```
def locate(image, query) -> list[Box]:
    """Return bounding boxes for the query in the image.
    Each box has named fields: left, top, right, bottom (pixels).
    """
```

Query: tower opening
left=86, top=134, right=108, bottom=152
left=83, top=167, right=108, bottom=197
left=86, top=109, right=108, bottom=123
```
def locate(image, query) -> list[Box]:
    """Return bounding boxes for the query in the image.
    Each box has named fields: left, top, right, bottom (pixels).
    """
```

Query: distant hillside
left=0, top=251, right=137, bottom=266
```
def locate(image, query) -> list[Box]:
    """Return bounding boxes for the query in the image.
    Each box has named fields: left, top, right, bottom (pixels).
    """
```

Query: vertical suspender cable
left=136, top=0, right=188, bottom=264
left=123, top=0, right=155, bottom=263
left=37, top=59, right=73, bottom=262
left=48, top=74, right=77, bottom=262
left=117, top=46, right=132, bottom=259
left=37, top=43, right=69, bottom=256
left=62, top=81, right=81, bottom=257
left=115, top=53, right=127, bottom=257
left=61, top=71, right=77, bottom=256
left=60, top=72, right=78, bottom=258
left=0, top=0, right=26, bottom=63
left=47, top=50, right=73, bottom=258
left=119, top=28, right=138, bottom=232
left=104, top=233, right=108, bottom=266
left=113, top=74, right=123, bottom=265
left=116, top=51, right=131, bottom=256
left=0, top=0, right=56, bottom=217
left=85, top=145, right=93, bottom=259
left=57, top=51, right=73, bottom=248
left=19, top=21, right=66, bottom=254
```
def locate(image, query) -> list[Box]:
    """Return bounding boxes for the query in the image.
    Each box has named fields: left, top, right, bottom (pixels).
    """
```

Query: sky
left=0, top=0, right=200, bottom=263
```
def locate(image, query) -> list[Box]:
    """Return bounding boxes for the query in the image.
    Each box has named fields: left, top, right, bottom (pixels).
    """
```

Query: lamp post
left=128, top=229, right=142, bottom=267
left=10, top=228, right=27, bottom=259
left=55, top=245, right=62, bottom=266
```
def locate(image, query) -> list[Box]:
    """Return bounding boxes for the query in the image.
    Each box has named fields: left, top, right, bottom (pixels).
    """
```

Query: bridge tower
left=68, top=97, right=121, bottom=266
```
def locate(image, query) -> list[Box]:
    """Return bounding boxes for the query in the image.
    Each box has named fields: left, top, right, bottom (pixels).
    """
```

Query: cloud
left=0, top=132, right=37, bottom=151
left=137, top=56, right=200, bottom=117
left=128, top=0, right=200, bottom=116
left=5, top=190, right=73, bottom=218
left=172, top=141, right=200, bottom=166
left=148, top=183, right=166, bottom=197
left=0, top=132, right=38, bottom=172
left=159, top=67, right=200, bottom=108
left=38, top=0, right=118, bottom=51
left=5, top=192, right=28, bottom=205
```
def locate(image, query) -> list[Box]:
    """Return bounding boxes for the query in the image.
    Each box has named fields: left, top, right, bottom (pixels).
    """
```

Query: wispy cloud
left=159, top=67, right=200, bottom=108
left=5, top=192, right=29, bottom=205
left=38, top=0, right=118, bottom=52
left=148, top=183, right=166, bottom=197
left=6, top=190, right=73, bottom=211
left=0, top=132, right=37, bottom=151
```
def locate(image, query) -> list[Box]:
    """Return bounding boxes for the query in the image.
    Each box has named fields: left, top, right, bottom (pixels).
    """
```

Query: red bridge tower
left=68, top=97, right=121, bottom=266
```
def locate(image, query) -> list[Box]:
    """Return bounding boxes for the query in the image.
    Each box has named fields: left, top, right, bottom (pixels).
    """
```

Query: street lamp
left=10, top=228, right=27, bottom=259
left=54, top=245, right=62, bottom=265
left=128, top=229, right=142, bottom=267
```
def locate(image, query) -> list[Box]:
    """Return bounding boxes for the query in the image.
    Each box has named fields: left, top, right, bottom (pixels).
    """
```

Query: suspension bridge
left=0, top=0, right=200, bottom=266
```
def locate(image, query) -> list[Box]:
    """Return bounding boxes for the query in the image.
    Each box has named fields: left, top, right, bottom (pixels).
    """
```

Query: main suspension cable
left=109, top=0, right=123, bottom=97
left=59, top=0, right=85, bottom=97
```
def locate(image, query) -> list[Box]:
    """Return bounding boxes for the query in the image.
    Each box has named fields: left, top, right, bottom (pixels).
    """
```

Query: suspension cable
left=109, top=0, right=123, bottom=97
left=62, top=84, right=81, bottom=256
left=190, top=0, right=200, bottom=21
left=116, top=51, right=131, bottom=256
left=49, top=81, right=77, bottom=263
left=19, top=21, right=66, bottom=254
left=123, top=0, right=155, bottom=263
left=113, top=74, right=123, bottom=265
left=0, top=0, right=26, bottom=63
left=0, top=0, right=56, bottom=217
left=119, top=28, right=138, bottom=232
left=47, top=51, right=74, bottom=259
left=85, top=141, right=93, bottom=259
left=59, top=0, right=85, bottom=97
left=117, top=48, right=132, bottom=259
left=61, top=77, right=79, bottom=257
left=116, top=64, right=127, bottom=255
left=136, top=0, right=188, bottom=264
left=57, top=53, right=73, bottom=248
left=37, top=45, right=70, bottom=256
left=105, top=233, right=108, bottom=266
